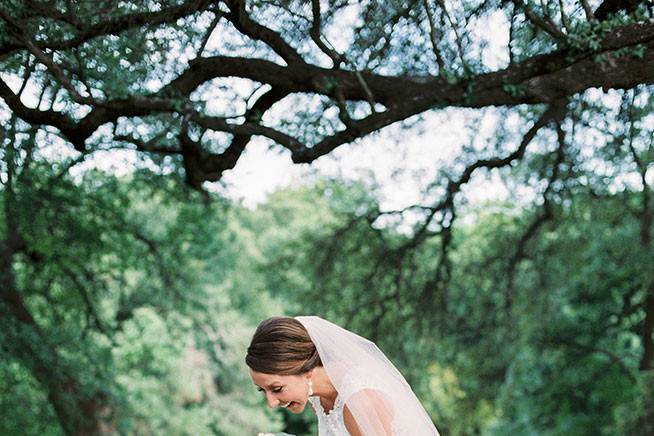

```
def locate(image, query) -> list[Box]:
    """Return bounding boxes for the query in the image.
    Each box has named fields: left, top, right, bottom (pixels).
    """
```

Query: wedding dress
left=308, top=394, right=348, bottom=435
left=296, top=316, right=439, bottom=436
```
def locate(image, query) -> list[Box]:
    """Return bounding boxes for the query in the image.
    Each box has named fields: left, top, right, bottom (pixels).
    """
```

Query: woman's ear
left=305, top=368, right=314, bottom=380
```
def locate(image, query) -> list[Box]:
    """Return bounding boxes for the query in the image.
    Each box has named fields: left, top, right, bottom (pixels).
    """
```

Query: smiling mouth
left=280, top=402, right=292, bottom=408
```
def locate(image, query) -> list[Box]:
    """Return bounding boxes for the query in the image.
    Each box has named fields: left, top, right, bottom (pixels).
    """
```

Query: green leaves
left=503, top=83, right=527, bottom=98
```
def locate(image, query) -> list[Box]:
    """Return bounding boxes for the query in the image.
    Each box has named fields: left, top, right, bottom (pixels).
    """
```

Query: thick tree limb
left=182, top=87, right=291, bottom=188
left=2, top=19, right=653, bottom=185
left=174, top=18, right=654, bottom=108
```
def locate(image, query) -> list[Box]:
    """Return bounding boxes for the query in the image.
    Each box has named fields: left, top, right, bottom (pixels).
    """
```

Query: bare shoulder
left=342, top=404, right=363, bottom=436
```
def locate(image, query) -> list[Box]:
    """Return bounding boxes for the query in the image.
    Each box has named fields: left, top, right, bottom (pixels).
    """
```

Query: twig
left=512, top=0, right=567, bottom=41
left=0, top=10, right=99, bottom=106
left=422, top=0, right=446, bottom=72
left=17, top=54, right=34, bottom=98
left=505, top=119, right=567, bottom=309
left=579, top=0, right=595, bottom=21
left=558, top=0, right=571, bottom=33
left=434, top=0, right=469, bottom=72
left=310, top=0, right=343, bottom=67
left=115, top=132, right=183, bottom=154
left=197, top=10, right=222, bottom=57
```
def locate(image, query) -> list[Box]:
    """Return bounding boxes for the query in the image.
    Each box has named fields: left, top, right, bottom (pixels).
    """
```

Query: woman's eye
left=273, top=387, right=283, bottom=393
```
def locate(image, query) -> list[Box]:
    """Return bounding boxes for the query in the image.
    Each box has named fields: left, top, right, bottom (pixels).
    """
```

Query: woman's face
left=249, top=368, right=311, bottom=414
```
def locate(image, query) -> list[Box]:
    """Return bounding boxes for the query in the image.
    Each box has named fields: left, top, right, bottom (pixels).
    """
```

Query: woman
left=246, top=316, right=439, bottom=435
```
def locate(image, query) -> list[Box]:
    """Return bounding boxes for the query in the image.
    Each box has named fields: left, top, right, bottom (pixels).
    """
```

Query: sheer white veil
left=295, top=316, right=439, bottom=435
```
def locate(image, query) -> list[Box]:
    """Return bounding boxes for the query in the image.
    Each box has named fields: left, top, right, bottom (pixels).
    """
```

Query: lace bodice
left=308, top=395, right=348, bottom=436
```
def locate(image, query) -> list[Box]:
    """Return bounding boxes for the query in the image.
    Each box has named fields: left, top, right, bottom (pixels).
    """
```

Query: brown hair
left=246, top=316, right=322, bottom=375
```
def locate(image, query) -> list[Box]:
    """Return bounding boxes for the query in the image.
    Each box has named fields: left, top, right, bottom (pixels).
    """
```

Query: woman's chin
left=284, top=401, right=305, bottom=414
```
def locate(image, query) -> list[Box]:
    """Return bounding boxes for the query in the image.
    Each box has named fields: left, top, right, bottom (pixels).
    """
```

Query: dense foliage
left=1, top=0, right=653, bottom=435
left=0, top=126, right=284, bottom=434
left=1, top=130, right=652, bottom=434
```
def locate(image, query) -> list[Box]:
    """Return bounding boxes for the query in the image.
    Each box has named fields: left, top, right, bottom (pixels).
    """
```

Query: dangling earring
left=307, top=379, right=314, bottom=397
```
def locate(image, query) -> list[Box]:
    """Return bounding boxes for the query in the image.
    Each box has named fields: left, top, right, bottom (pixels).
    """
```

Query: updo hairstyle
left=246, top=316, right=322, bottom=375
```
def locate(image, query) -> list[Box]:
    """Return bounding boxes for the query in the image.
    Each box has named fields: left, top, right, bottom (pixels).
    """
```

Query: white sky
left=215, top=109, right=510, bottom=210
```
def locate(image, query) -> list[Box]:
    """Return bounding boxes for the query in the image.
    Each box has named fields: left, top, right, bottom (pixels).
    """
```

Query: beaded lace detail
left=308, top=395, right=348, bottom=435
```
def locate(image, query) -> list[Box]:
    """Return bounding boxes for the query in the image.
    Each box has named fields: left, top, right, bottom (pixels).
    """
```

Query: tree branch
left=0, top=0, right=212, bottom=56
left=512, top=0, right=567, bottom=41
left=580, top=0, right=596, bottom=21
left=2, top=20, right=653, bottom=186
left=434, top=0, right=469, bottom=72
left=413, top=99, right=568, bottom=248
left=114, top=132, right=183, bottom=155
left=0, top=9, right=100, bottom=106
left=594, top=0, right=646, bottom=21
left=505, top=119, right=567, bottom=309
left=196, top=10, right=223, bottom=58
left=560, top=338, right=638, bottom=384
left=222, top=0, right=307, bottom=66
left=422, top=0, right=446, bottom=72
left=310, top=0, right=343, bottom=67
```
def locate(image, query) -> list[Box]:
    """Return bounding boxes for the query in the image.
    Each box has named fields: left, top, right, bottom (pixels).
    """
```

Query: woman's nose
left=266, top=393, right=278, bottom=408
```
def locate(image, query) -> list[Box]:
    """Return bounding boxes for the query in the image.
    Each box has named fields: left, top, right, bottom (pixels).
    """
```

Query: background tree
left=1, top=0, right=654, bottom=435
left=0, top=0, right=652, bottom=185
left=0, top=112, right=282, bottom=434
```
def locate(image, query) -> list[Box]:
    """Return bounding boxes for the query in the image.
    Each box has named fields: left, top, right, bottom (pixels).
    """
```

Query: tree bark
left=641, top=282, right=654, bottom=370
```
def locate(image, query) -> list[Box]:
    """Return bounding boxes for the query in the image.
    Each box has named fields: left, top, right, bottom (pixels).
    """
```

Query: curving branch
left=1, top=7, right=654, bottom=188
left=559, top=338, right=638, bottom=384
left=310, top=0, right=343, bottom=66
left=338, top=100, right=567, bottom=322
left=222, top=0, right=307, bottom=66
left=409, top=99, right=569, bottom=250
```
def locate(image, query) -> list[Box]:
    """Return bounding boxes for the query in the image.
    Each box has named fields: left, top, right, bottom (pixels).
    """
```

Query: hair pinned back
left=246, top=316, right=322, bottom=375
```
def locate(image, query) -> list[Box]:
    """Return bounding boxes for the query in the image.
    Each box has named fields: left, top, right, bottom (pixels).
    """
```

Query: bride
left=246, top=316, right=440, bottom=435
